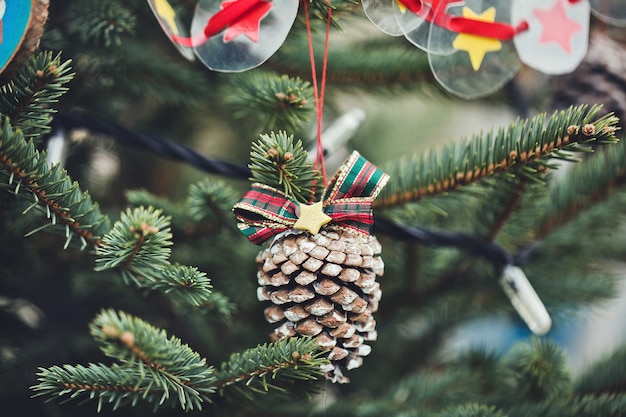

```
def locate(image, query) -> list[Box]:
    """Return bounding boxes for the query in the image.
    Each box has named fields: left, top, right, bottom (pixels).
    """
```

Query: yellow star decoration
left=293, top=201, right=332, bottom=235
left=451, top=6, right=502, bottom=71
left=396, top=0, right=407, bottom=14
left=154, top=0, right=180, bottom=36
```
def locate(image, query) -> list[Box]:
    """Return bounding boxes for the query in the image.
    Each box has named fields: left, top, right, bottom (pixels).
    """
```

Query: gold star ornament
left=293, top=201, right=332, bottom=235
left=452, top=6, right=502, bottom=71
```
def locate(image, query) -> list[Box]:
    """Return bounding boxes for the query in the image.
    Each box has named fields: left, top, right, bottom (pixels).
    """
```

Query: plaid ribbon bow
left=233, top=151, right=389, bottom=245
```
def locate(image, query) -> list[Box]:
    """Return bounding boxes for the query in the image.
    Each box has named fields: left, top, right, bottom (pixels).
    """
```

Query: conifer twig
left=374, top=105, right=619, bottom=210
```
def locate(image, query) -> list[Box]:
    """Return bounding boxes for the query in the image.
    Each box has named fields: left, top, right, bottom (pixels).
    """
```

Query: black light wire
left=54, top=111, right=517, bottom=271
left=55, top=112, right=251, bottom=179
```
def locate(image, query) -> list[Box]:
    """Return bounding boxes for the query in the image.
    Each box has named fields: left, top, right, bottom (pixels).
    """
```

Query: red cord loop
left=304, top=0, right=332, bottom=190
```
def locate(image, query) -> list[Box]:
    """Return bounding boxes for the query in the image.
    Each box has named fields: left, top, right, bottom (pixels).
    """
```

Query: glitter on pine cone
left=256, top=228, right=384, bottom=384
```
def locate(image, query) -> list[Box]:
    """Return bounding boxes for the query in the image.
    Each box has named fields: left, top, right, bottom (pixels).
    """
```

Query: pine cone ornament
left=234, top=150, right=389, bottom=383
left=257, top=228, right=383, bottom=383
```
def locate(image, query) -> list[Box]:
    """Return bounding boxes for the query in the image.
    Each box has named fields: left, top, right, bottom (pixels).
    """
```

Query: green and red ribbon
left=234, top=151, right=389, bottom=245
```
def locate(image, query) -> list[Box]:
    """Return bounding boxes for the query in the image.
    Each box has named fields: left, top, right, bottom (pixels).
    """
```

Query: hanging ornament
left=362, top=0, right=404, bottom=36
left=234, top=151, right=390, bottom=383
left=190, top=0, right=298, bottom=72
left=428, top=0, right=521, bottom=98
left=513, top=0, right=589, bottom=75
left=589, top=0, right=626, bottom=26
left=364, top=0, right=626, bottom=98
left=395, top=0, right=456, bottom=54
left=0, top=0, right=49, bottom=83
left=146, top=0, right=195, bottom=61
left=147, top=0, right=298, bottom=72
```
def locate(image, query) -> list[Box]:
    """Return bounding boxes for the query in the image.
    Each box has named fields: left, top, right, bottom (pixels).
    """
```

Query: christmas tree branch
left=65, top=0, right=136, bottom=48
left=95, top=206, right=233, bottom=313
left=485, top=181, right=526, bottom=241
left=274, top=34, right=433, bottom=88
left=32, top=363, right=154, bottom=412
left=222, top=72, right=314, bottom=133
left=214, top=338, right=327, bottom=399
left=505, top=393, right=626, bottom=417
left=535, top=139, right=626, bottom=239
left=33, top=309, right=217, bottom=412
left=125, top=178, right=240, bottom=239
left=32, top=310, right=328, bottom=411
left=374, top=105, right=620, bottom=210
left=0, top=117, right=110, bottom=248
left=574, top=345, right=626, bottom=395
left=0, top=52, right=74, bottom=140
left=249, top=131, right=320, bottom=203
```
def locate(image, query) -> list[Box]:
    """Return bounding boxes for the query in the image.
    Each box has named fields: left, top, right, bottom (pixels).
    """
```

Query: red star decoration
left=221, top=0, right=273, bottom=43
left=533, top=0, right=581, bottom=54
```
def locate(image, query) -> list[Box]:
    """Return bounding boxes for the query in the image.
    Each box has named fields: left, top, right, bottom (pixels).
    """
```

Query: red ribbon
left=397, top=0, right=528, bottom=41
left=171, top=0, right=269, bottom=47
left=234, top=151, right=390, bottom=245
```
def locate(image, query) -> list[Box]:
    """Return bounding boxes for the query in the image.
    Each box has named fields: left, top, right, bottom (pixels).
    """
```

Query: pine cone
left=256, top=229, right=383, bottom=383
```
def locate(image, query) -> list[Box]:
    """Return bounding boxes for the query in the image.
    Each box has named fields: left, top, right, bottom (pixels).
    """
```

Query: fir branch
left=502, top=337, right=571, bottom=402
left=536, top=139, right=626, bottom=238
left=125, top=189, right=178, bottom=216
left=214, top=338, right=327, bottom=399
left=32, top=312, right=325, bottom=411
left=0, top=118, right=110, bottom=247
left=32, top=363, right=154, bottom=412
left=438, top=403, right=508, bottom=417
left=504, top=393, right=626, bottom=417
left=94, top=206, right=234, bottom=311
left=374, top=105, right=620, bottom=210
left=274, top=34, right=433, bottom=88
left=148, top=264, right=215, bottom=308
left=574, top=346, right=626, bottom=395
left=126, top=179, right=240, bottom=238
left=185, top=178, right=240, bottom=225
left=94, top=206, right=172, bottom=279
left=74, top=42, right=211, bottom=107
left=91, top=310, right=216, bottom=390
left=65, top=0, right=136, bottom=47
left=33, top=310, right=217, bottom=412
left=298, top=0, right=359, bottom=29
left=249, top=131, right=320, bottom=203
left=223, top=72, right=314, bottom=133
left=0, top=52, right=74, bottom=140
left=355, top=367, right=485, bottom=417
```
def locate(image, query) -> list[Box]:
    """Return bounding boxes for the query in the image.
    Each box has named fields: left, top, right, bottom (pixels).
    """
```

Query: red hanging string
left=304, top=0, right=332, bottom=190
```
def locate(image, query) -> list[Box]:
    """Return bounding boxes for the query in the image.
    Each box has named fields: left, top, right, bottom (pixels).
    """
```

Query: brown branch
left=213, top=355, right=312, bottom=392
left=373, top=131, right=580, bottom=210
left=0, top=151, right=101, bottom=247
left=535, top=168, right=626, bottom=240
left=62, top=382, right=143, bottom=393
left=7, top=69, right=50, bottom=124
left=485, top=181, right=527, bottom=241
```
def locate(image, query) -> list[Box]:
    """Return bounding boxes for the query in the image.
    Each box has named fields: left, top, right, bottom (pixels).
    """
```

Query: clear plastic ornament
left=362, top=0, right=404, bottom=36
left=428, top=0, right=521, bottom=98
left=191, top=0, right=298, bottom=72
left=589, top=0, right=626, bottom=27
left=147, top=0, right=195, bottom=61
left=394, top=0, right=428, bottom=51
left=394, top=0, right=455, bottom=54
left=513, top=0, right=589, bottom=75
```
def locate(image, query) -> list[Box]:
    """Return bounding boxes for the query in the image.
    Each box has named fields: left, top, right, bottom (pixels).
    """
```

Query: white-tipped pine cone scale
left=234, top=150, right=389, bottom=383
